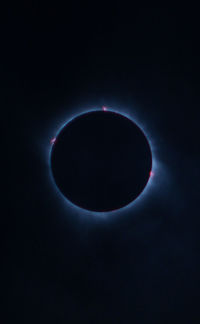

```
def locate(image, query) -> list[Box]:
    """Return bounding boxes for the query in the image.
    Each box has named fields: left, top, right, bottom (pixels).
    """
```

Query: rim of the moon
left=49, top=108, right=154, bottom=214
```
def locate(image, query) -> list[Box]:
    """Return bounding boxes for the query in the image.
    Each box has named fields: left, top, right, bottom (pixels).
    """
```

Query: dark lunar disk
left=50, top=111, right=152, bottom=212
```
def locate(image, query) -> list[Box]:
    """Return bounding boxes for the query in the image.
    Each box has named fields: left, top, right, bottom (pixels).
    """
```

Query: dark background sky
left=2, top=3, right=200, bottom=323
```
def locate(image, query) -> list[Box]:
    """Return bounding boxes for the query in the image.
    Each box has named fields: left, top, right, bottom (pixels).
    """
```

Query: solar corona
left=49, top=107, right=154, bottom=213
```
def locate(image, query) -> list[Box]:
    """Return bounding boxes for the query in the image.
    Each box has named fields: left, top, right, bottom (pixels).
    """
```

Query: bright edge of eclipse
left=48, top=106, right=159, bottom=217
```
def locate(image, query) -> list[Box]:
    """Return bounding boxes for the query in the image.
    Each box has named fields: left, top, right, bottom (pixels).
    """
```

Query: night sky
left=2, top=3, right=200, bottom=323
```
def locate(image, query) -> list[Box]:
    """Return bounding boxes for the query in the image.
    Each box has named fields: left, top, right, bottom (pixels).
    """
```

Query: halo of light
left=46, top=105, right=161, bottom=218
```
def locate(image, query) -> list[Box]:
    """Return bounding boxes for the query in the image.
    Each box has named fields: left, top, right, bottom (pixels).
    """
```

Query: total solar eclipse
left=50, top=110, right=152, bottom=212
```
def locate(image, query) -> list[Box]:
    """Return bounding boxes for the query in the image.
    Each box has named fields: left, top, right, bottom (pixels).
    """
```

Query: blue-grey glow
left=46, top=106, right=163, bottom=219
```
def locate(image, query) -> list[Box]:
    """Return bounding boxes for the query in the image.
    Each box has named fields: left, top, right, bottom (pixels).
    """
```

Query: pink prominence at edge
left=50, top=137, right=56, bottom=145
left=150, top=171, right=154, bottom=177
left=102, top=106, right=107, bottom=111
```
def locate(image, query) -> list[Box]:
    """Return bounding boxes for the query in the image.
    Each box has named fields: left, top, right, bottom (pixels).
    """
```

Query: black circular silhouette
left=50, top=110, right=152, bottom=212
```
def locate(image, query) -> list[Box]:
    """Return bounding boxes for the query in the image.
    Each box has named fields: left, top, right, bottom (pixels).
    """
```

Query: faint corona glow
left=47, top=106, right=161, bottom=219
